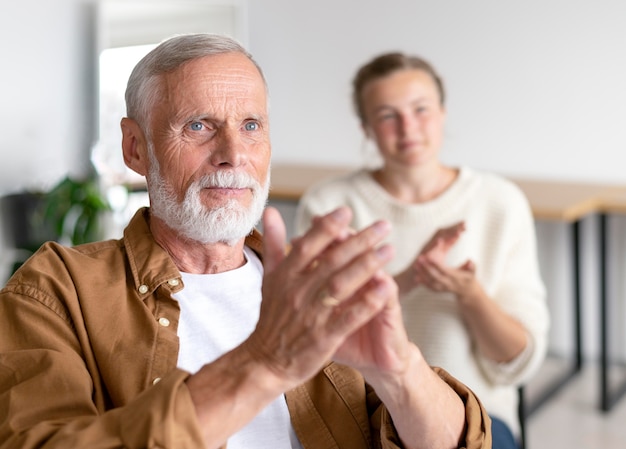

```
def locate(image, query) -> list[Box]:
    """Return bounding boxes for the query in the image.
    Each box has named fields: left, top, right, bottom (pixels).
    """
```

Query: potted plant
left=2, top=175, right=111, bottom=274
left=38, top=175, right=111, bottom=246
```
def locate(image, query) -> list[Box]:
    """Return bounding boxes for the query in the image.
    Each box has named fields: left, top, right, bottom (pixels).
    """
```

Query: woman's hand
left=412, top=257, right=486, bottom=304
left=395, top=221, right=465, bottom=295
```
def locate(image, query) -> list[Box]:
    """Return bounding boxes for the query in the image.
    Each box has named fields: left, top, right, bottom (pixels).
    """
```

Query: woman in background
left=295, top=52, right=549, bottom=449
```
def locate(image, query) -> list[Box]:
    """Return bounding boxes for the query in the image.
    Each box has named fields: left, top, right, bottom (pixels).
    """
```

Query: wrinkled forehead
left=162, top=53, right=267, bottom=97
left=149, top=53, right=269, bottom=125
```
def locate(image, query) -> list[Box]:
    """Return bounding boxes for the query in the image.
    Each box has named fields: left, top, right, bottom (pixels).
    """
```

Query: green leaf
left=38, top=175, right=111, bottom=245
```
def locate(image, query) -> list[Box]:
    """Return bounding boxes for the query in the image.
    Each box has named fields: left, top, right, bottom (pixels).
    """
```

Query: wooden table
left=511, top=181, right=626, bottom=413
left=270, top=164, right=351, bottom=201
left=507, top=178, right=623, bottom=416
left=270, top=163, right=625, bottom=416
left=508, top=178, right=619, bottom=222
left=270, top=164, right=618, bottom=220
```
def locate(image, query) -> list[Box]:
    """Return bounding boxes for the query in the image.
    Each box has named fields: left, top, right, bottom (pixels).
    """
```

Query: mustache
left=197, top=171, right=261, bottom=190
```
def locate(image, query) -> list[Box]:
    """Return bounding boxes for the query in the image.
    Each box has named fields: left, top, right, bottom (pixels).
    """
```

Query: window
left=93, top=0, right=247, bottom=186
left=91, top=0, right=247, bottom=235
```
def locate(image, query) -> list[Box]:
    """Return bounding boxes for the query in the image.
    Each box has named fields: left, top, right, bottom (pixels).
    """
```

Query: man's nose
left=209, top=127, right=246, bottom=167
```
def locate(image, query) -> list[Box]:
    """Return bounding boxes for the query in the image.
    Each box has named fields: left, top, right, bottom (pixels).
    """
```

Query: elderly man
left=0, top=34, right=489, bottom=448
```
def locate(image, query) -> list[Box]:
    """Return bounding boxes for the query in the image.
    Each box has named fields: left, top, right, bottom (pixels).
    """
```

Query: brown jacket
left=0, top=208, right=490, bottom=448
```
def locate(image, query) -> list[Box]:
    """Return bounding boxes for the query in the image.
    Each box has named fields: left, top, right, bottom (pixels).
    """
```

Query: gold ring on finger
left=318, top=289, right=341, bottom=307
left=321, top=295, right=341, bottom=307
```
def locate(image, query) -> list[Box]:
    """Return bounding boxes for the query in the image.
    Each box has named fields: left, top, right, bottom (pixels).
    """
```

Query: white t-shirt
left=174, top=246, right=302, bottom=449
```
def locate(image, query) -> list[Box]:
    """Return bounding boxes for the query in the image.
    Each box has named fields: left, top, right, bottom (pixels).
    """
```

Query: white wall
left=0, top=0, right=97, bottom=282
left=0, top=0, right=96, bottom=194
left=2, top=0, right=626, bottom=362
left=248, top=1, right=626, bottom=183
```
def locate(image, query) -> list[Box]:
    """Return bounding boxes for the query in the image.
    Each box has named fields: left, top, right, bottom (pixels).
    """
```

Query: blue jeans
left=490, top=415, right=519, bottom=449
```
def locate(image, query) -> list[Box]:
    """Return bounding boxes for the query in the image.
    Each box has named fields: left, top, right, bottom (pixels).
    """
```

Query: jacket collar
left=122, top=207, right=264, bottom=299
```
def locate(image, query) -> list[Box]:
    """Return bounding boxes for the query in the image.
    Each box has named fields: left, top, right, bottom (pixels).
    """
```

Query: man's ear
left=121, top=117, right=149, bottom=177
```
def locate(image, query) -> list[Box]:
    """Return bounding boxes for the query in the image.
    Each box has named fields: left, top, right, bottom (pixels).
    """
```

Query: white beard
left=147, top=146, right=269, bottom=246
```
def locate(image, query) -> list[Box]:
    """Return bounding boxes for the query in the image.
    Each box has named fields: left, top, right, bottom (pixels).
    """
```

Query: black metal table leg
left=524, top=219, right=583, bottom=417
left=599, top=212, right=626, bottom=412
left=518, top=386, right=527, bottom=449
left=573, top=219, right=583, bottom=372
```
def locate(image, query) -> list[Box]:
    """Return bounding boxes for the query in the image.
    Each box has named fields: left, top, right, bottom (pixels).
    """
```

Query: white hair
left=125, top=33, right=267, bottom=134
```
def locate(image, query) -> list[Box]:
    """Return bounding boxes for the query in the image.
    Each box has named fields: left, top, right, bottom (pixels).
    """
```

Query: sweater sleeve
left=475, top=182, right=550, bottom=386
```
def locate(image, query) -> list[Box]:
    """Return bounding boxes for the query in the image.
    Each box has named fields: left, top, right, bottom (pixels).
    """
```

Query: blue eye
left=244, top=122, right=259, bottom=131
left=190, top=122, right=204, bottom=131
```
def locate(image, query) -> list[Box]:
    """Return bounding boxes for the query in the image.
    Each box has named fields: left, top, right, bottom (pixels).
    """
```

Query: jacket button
left=158, top=317, right=170, bottom=327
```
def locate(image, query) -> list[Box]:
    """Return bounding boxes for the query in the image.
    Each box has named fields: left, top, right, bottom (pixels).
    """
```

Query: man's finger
left=287, top=207, right=353, bottom=272
left=262, top=206, right=287, bottom=272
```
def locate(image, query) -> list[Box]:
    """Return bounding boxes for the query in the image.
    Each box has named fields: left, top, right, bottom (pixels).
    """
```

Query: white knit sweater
left=294, top=166, right=549, bottom=437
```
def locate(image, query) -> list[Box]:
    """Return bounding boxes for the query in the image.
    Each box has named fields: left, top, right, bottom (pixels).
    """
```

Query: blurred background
left=2, top=1, right=626, bottom=447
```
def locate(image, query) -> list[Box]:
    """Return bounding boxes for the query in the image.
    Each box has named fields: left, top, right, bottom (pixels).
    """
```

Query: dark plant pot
left=1, top=192, right=58, bottom=253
